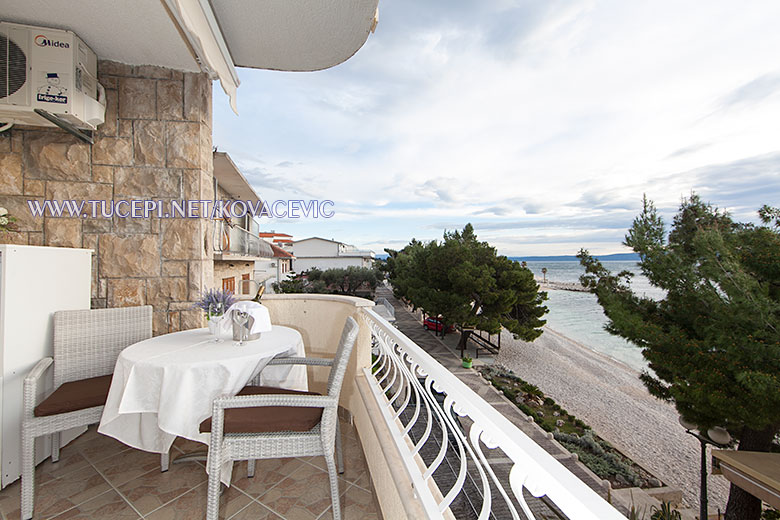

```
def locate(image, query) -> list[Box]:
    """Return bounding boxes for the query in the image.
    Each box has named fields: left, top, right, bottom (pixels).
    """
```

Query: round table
left=98, top=326, right=306, bottom=454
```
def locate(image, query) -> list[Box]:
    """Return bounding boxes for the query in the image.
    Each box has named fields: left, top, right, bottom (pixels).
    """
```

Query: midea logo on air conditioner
left=34, top=34, right=69, bottom=48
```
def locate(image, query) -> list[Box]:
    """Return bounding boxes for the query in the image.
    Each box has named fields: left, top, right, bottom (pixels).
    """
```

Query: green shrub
left=554, top=431, right=644, bottom=487
left=650, top=502, right=681, bottom=520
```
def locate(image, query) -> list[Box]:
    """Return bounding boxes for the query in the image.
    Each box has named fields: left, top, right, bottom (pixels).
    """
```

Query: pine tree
left=579, top=195, right=780, bottom=520
left=387, top=224, right=548, bottom=348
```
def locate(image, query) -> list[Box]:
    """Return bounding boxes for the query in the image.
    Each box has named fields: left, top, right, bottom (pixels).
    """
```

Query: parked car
left=423, top=317, right=453, bottom=333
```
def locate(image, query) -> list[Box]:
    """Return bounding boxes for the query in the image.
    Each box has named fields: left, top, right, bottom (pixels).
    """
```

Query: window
left=222, top=277, right=235, bottom=293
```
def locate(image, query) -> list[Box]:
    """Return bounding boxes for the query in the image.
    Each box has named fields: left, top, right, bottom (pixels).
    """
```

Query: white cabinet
left=0, top=245, right=92, bottom=488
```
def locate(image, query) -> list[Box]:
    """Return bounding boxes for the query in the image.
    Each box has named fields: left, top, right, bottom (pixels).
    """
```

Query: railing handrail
left=375, top=297, right=395, bottom=319
left=362, top=307, right=625, bottom=520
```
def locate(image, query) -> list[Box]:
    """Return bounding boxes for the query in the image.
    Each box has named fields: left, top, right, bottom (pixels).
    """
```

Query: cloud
left=414, top=178, right=460, bottom=203
left=211, top=0, right=780, bottom=255
left=666, top=143, right=712, bottom=159
left=717, top=73, right=780, bottom=110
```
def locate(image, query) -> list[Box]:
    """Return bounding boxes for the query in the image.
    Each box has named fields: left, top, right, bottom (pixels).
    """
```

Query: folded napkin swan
left=215, top=301, right=273, bottom=338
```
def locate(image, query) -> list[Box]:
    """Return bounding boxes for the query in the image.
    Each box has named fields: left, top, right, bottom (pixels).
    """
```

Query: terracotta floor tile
left=115, top=460, right=207, bottom=516
left=48, top=490, right=140, bottom=519
left=0, top=425, right=377, bottom=520
left=35, top=451, right=92, bottom=487
left=228, top=501, right=284, bottom=520
left=171, top=437, right=208, bottom=458
left=255, top=463, right=349, bottom=520
left=70, top=427, right=131, bottom=464
left=230, top=458, right=306, bottom=498
left=317, top=484, right=379, bottom=520
left=92, top=447, right=164, bottom=488
left=338, top=420, right=357, bottom=441
left=144, top=482, right=251, bottom=520
left=0, top=465, right=111, bottom=520
left=305, top=434, right=367, bottom=485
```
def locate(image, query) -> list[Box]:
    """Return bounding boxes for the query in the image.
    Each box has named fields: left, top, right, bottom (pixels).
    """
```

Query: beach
left=496, top=325, right=730, bottom=511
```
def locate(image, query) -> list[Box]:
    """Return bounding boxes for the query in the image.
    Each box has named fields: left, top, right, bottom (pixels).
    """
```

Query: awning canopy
left=4, top=0, right=379, bottom=112
left=213, top=152, right=261, bottom=201
left=712, top=450, right=780, bottom=509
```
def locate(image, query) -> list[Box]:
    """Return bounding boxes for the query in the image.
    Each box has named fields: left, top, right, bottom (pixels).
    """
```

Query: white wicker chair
left=21, top=305, right=153, bottom=520
left=202, top=316, right=360, bottom=520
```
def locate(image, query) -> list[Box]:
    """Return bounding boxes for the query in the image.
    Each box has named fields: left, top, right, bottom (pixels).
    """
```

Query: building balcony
left=0, top=294, right=625, bottom=519
left=214, top=221, right=274, bottom=262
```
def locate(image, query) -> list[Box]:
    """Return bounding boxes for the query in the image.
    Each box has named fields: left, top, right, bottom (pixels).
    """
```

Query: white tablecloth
left=98, top=326, right=307, bottom=455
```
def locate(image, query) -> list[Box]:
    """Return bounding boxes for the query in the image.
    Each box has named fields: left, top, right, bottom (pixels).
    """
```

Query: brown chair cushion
left=34, top=375, right=113, bottom=417
left=199, top=385, right=323, bottom=434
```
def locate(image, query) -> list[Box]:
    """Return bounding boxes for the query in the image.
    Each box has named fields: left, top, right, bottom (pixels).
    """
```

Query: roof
left=6, top=0, right=380, bottom=112
left=213, top=152, right=260, bottom=202
left=270, top=244, right=294, bottom=259
left=293, top=236, right=374, bottom=258
left=259, top=232, right=292, bottom=238
left=713, top=450, right=780, bottom=509
left=293, top=237, right=340, bottom=244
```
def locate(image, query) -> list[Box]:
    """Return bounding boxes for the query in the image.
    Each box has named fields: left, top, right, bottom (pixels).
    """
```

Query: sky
left=212, top=0, right=780, bottom=257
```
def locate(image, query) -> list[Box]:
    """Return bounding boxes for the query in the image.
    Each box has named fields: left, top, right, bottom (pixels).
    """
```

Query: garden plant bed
left=478, top=365, right=662, bottom=489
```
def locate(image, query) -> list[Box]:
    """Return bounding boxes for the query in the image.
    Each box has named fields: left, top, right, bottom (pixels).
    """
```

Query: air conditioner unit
left=0, top=21, right=105, bottom=131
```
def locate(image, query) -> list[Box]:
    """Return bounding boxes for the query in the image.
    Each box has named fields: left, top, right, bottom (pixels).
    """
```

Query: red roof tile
left=258, top=232, right=292, bottom=238
left=270, top=243, right=294, bottom=258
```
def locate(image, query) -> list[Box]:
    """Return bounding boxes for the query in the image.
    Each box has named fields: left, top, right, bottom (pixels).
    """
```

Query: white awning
left=211, top=0, right=380, bottom=72
left=163, top=0, right=240, bottom=114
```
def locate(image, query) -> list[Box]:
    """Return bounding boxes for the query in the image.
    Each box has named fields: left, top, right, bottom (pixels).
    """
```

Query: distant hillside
left=509, top=253, right=640, bottom=262
left=375, top=253, right=638, bottom=262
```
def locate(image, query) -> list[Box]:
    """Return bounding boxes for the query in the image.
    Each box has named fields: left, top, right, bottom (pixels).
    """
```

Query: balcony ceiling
left=4, top=0, right=200, bottom=72
left=214, top=152, right=261, bottom=201
left=5, top=0, right=379, bottom=110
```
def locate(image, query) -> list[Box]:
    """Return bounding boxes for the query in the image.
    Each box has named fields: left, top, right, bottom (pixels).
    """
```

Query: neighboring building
left=213, top=152, right=273, bottom=297
left=258, top=232, right=294, bottom=251
left=291, top=237, right=375, bottom=272
left=254, top=243, right=295, bottom=292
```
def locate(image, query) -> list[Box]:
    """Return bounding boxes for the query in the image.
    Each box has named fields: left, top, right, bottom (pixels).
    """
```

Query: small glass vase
left=207, top=303, right=224, bottom=343
left=208, top=319, right=219, bottom=336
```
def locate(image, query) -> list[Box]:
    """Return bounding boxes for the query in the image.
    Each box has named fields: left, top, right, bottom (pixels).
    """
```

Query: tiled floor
left=0, top=420, right=378, bottom=520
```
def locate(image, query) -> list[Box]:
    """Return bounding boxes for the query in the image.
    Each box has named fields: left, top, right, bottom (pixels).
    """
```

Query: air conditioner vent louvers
left=0, top=33, right=27, bottom=99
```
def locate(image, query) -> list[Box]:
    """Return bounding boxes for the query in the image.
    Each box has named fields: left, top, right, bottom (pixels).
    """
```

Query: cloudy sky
left=212, top=0, right=780, bottom=257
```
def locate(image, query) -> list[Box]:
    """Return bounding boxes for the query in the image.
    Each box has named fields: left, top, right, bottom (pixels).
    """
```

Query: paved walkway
left=374, top=287, right=625, bottom=518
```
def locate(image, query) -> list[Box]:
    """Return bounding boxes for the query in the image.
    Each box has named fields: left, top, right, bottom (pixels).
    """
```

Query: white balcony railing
left=362, top=308, right=625, bottom=520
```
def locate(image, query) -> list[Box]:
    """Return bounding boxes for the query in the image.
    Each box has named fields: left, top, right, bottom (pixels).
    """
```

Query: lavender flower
left=193, top=288, right=237, bottom=317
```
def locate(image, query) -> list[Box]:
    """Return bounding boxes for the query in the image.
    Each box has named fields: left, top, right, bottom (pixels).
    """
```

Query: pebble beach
left=496, top=325, right=730, bottom=510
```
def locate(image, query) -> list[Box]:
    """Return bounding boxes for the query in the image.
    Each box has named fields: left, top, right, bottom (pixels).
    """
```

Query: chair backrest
left=326, top=316, right=360, bottom=398
left=53, top=306, right=153, bottom=386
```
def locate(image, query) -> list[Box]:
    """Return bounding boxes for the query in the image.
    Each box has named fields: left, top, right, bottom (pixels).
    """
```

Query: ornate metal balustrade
left=362, top=308, right=625, bottom=520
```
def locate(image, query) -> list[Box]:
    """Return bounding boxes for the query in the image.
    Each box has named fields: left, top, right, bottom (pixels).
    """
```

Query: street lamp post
left=679, top=417, right=731, bottom=520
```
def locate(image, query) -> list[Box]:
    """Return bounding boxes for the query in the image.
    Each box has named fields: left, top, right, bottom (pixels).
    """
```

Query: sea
left=518, top=261, right=665, bottom=372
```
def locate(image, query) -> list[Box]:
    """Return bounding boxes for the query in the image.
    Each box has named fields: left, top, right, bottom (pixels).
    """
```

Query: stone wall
left=0, top=60, right=214, bottom=335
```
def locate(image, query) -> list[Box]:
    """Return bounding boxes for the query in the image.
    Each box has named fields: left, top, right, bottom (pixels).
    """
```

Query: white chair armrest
left=23, top=357, right=54, bottom=418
